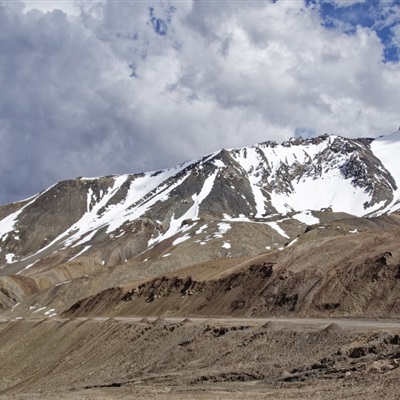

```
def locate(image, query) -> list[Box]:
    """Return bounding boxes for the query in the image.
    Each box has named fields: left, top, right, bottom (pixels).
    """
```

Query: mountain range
left=1, top=131, right=400, bottom=318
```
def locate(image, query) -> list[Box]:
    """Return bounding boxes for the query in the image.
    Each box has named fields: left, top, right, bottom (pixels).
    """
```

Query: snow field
left=371, top=131, right=400, bottom=215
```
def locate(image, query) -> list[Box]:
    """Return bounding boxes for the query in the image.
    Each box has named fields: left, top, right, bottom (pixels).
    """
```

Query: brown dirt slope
left=0, top=275, right=40, bottom=311
left=62, top=228, right=400, bottom=319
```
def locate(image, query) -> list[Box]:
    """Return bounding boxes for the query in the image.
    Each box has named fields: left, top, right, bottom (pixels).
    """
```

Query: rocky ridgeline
left=1, top=133, right=400, bottom=314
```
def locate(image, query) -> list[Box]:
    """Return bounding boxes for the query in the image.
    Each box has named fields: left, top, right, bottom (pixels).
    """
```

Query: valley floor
left=0, top=317, right=400, bottom=399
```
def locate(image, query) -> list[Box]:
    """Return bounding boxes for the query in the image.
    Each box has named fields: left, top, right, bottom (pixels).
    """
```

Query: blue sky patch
left=305, top=0, right=400, bottom=62
left=295, top=127, right=318, bottom=139
left=148, top=5, right=176, bottom=36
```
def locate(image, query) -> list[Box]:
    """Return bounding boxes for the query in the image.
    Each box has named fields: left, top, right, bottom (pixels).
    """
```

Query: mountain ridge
left=2, top=132, right=400, bottom=267
left=1, top=132, right=400, bottom=316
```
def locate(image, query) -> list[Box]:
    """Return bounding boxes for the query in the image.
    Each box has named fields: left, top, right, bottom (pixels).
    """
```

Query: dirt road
left=57, top=316, right=400, bottom=330
left=3, top=316, right=400, bottom=332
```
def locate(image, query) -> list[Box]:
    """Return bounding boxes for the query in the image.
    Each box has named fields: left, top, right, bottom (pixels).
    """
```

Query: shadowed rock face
left=1, top=134, right=400, bottom=316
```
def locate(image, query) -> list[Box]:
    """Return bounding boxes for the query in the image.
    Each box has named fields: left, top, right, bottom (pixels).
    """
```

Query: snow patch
left=5, top=253, right=15, bottom=263
left=195, top=224, right=208, bottom=234
left=148, top=171, right=218, bottom=247
left=287, top=237, right=299, bottom=247
left=16, top=260, right=40, bottom=275
left=292, top=211, right=320, bottom=225
left=222, top=214, right=256, bottom=223
left=32, top=306, right=46, bottom=313
left=69, top=246, right=91, bottom=261
left=266, top=221, right=289, bottom=239
left=213, top=159, right=225, bottom=168
left=55, top=280, right=71, bottom=286
left=172, top=234, right=191, bottom=246
left=87, top=188, right=93, bottom=212
left=216, top=222, right=231, bottom=235
left=71, top=230, right=97, bottom=247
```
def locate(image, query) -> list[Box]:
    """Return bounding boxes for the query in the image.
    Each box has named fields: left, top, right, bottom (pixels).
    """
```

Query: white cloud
left=393, top=24, right=400, bottom=47
left=0, top=0, right=399, bottom=204
left=323, top=0, right=366, bottom=7
left=23, top=0, right=79, bottom=15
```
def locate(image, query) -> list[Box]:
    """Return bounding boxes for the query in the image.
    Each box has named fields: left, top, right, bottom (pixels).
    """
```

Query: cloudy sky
left=0, top=0, right=399, bottom=204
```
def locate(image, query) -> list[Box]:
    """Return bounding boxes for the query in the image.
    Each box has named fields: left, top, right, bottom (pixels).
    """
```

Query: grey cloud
left=0, top=3, right=148, bottom=202
left=0, top=0, right=399, bottom=205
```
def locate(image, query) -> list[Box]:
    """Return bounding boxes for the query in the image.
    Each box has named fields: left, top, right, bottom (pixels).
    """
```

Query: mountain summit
left=1, top=132, right=400, bottom=315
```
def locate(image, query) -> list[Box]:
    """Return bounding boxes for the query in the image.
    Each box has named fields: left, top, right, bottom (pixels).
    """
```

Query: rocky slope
left=1, top=132, right=400, bottom=316
left=58, top=216, right=400, bottom=319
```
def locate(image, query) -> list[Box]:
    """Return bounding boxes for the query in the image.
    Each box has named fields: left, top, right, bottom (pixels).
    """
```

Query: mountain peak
left=1, top=132, right=400, bottom=278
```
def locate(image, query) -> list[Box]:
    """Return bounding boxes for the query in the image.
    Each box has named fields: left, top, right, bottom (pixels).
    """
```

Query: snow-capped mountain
left=1, top=132, right=400, bottom=279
